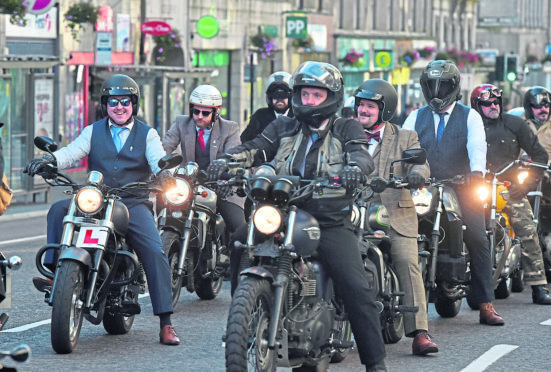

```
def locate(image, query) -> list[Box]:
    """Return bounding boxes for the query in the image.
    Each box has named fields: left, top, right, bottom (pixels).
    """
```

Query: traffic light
left=495, top=55, right=505, bottom=81
left=505, top=55, right=518, bottom=82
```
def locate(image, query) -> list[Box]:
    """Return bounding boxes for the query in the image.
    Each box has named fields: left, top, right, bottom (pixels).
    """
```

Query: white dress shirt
left=402, top=102, right=487, bottom=174
left=53, top=119, right=166, bottom=175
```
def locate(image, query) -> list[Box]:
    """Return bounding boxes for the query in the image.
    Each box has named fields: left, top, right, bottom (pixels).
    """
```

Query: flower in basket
left=399, top=50, right=419, bottom=67
left=341, top=49, right=366, bottom=68
left=0, top=0, right=27, bottom=26
left=418, top=46, right=437, bottom=59
left=250, top=32, right=279, bottom=59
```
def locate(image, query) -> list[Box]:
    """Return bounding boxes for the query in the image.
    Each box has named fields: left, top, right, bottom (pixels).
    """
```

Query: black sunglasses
left=192, top=108, right=212, bottom=117
left=478, top=100, right=500, bottom=107
left=533, top=102, right=550, bottom=109
left=108, top=98, right=132, bottom=107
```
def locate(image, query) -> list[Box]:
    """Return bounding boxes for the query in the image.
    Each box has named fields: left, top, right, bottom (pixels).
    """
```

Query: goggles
left=531, top=93, right=551, bottom=108
left=108, top=98, right=132, bottom=107
left=192, top=108, right=213, bottom=117
left=271, top=90, right=291, bottom=100
left=356, top=89, right=384, bottom=102
left=477, top=88, right=502, bottom=102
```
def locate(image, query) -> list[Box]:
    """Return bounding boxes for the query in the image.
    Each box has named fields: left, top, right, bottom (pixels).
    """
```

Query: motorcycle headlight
left=517, top=171, right=529, bottom=184
left=477, top=184, right=490, bottom=202
left=165, top=178, right=192, bottom=206
left=253, top=205, right=282, bottom=235
left=412, top=188, right=433, bottom=216
left=76, top=186, right=103, bottom=214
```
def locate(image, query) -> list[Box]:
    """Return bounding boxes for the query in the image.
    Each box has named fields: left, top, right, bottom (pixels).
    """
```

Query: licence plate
left=76, top=227, right=109, bottom=248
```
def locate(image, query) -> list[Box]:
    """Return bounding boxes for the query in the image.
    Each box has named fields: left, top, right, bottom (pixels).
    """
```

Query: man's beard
left=274, top=104, right=288, bottom=114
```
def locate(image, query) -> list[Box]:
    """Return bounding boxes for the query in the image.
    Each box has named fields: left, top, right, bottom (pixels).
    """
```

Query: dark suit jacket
left=240, top=107, right=293, bottom=143
left=368, top=123, right=430, bottom=237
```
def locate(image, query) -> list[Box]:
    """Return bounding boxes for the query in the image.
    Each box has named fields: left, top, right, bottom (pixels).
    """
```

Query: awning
left=0, top=55, right=61, bottom=69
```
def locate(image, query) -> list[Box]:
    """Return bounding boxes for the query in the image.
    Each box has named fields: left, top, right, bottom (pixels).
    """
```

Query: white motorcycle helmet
left=189, top=84, right=223, bottom=123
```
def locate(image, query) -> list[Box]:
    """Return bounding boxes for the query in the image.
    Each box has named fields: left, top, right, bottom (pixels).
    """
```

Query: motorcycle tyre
left=103, top=313, right=135, bottom=335
left=434, top=291, right=462, bottom=318
left=161, top=231, right=184, bottom=308
left=381, top=278, right=404, bottom=344
left=51, top=260, right=85, bottom=354
left=225, top=277, right=276, bottom=372
left=511, top=269, right=524, bottom=293
left=494, top=277, right=512, bottom=299
left=195, top=275, right=223, bottom=300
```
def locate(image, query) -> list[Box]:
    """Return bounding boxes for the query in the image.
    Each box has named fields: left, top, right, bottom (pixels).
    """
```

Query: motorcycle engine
left=284, top=260, right=335, bottom=356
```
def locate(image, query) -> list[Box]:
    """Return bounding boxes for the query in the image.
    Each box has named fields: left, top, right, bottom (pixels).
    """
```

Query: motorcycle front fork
left=177, top=209, right=195, bottom=276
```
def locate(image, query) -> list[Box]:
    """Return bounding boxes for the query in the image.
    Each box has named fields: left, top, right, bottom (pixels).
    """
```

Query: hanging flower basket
left=65, top=3, right=99, bottom=40
left=418, top=46, right=437, bottom=59
left=250, top=32, right=279, bottom=59
left=291, top=34, right=313, bottom=50
left=0, top=0, right=27, bottom=26
left=398, top=50, right=419, bottom=67
left=340, top=49, right=366, bottom=68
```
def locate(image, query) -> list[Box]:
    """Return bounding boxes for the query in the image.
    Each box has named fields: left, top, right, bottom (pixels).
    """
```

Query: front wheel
left=494, top=277, right=512, bottom=299
left=51, top=260, right=86, bottom=354
left=225, top=277, right=276, bottom=372
left=434, top=289, right=462, bottom=318
left=161, top=231, right=184, bottom=308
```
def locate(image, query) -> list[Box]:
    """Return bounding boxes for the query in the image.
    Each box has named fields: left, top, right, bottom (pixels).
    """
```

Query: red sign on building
left=141, top=21, right=172, bottom=36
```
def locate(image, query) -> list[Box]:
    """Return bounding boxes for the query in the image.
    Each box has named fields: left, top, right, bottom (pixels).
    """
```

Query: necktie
left=112, top=126, right=127, bottom=152
left=198, top=129, right=206, bottom=152
left=365, top=131, right=381, bottom=142
left=437, top=113, right=447, bottom=143
left=311, top=132, right=319, bottom=144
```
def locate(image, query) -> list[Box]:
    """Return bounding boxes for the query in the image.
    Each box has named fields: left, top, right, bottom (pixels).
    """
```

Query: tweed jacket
left=367, top=122, right=430, bottom=237
left=162, top=115, right=243, bottom=206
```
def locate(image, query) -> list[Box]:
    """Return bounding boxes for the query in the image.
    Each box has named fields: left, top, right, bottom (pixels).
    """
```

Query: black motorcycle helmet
left=265, top=71, right=292, bottom=109
left=353, top=79, right=397, bottom=124
left=101, top=74, right=140, bottom=117
left=420, top=60, right=462, bottom=113
left=291, top=61, right=344, bottom=127
left=523, top=86, right=551, bottom=120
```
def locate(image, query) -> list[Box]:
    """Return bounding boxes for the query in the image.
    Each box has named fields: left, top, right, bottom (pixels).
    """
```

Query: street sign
left=286, top=16, right=308, bottom=39
left=374, top=50, right=393, bottom=69
left=26, top=0, right=56, bottom=15
left=196, top=16, right=219, bottom=39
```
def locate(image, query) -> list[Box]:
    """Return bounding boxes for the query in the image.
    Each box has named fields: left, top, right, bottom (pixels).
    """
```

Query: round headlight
left=76, top=186, right=103, bottom=214
left=477, top=184, right=490, bottom=202
left=165, top=178, right=192, bottom=206
left=411, top=188, right=433, bottom=216
left=253, top=205, right=282, bottom=235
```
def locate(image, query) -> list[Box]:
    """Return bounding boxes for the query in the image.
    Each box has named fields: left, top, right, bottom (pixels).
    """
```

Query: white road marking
left=0, top=235, right=46, bottom=246
left=541, top=319, right=551, bottom=325
left=0, top=294, right=150, bottom=333
left=460, top=344, right=519, bottom=372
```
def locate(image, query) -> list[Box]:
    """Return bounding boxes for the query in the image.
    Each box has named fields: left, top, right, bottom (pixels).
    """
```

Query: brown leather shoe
left=159, top=325, right=180, bottom=345
left=412, top=332, right=439, bottom=355
left=479, top=302, right=504, bottom=326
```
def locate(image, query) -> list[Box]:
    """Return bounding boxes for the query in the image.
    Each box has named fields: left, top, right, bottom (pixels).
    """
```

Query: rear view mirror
left=400, top=148, right=426, bottom=165
left=158, top=153, right=183, bottom=170
left=34, top=136, right=58, bottom=153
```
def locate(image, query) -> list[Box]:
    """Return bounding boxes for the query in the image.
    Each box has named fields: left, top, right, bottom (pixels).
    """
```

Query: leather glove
left=157, top=169, right=176, bottom=190
left=406, top=171, right=425, bottom=189
left=23, top=154, right=56, bottom=177
left=466, top=171, right=484, bottom=187
left=216, top=180, right=232, bottom=199
left=341, top=165, right=363, bottom=191
left=206, top=159, right=229, bottom=182
left=509, top=178, right=538, bottom=200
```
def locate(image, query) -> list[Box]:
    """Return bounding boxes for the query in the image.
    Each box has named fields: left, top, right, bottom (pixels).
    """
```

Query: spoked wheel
left=161, top=231, right=184, bottom=308
left=51, top=260, right=85, bottom=354
left=225, top=277, right=276, bottom=372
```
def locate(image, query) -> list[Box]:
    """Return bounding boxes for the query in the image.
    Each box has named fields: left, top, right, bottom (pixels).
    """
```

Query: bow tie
left=365, top=131, right=381, bottom=142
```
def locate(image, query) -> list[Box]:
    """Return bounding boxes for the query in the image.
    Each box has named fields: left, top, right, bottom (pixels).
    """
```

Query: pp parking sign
left=286, top=16, right=308, bottom=39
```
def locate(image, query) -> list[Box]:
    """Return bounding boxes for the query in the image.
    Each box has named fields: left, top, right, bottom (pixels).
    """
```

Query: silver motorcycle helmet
left=189, top=84, right=223, bottom=123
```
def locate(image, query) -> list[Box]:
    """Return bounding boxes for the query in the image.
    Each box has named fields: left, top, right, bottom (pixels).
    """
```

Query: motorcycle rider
left=524, top=86, right=551, bottom=157
left=240, top=71, right=293, bottom=143
left=161, top=84, right=246, bottom=235
left=471, top=84, right=551, bottom=304
left=24, top=74, right=181, bottom=345
left=354, top=79, right=438, bottom=355
left=209, top=61, right=387, bottom=371
left=403, top=60, right=504, bottom=325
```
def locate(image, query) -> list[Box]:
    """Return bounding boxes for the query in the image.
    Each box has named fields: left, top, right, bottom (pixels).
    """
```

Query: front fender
left=240, top=266, right=275, bottom=283
left=59, top=246, right=93, bottom=268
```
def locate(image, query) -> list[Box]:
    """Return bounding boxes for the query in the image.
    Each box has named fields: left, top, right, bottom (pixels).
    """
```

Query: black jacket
left=240, top=107, right=293, bottom=143
left=484, top=113, right=548, bottom=181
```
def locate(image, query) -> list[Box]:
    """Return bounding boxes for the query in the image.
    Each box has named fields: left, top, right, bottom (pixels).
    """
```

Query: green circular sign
left=197, top=16, right=219, bottom=39
left=375, top=51, right=392, bottom=68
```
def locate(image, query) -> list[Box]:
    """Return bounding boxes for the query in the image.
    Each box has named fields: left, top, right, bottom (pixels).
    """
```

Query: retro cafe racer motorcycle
left=224, top=168, right=353, bottom=371
left=31, top=136, right=181, bottom=354
left=351, top=148, right=425, bottom=344
left=157, top=161, right=228, bottom=308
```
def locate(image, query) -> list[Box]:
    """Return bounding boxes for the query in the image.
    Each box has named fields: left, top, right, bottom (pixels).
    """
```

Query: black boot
left=532, top=285, right=551, bottom=305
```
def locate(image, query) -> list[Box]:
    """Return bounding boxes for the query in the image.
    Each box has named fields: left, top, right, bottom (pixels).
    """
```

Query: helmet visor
left=426, top=79, right=455, bottom=100
left=293, top=62, right=342, bottom=92
left=531, top=92, right=551, bottom=107
left=271, top=89, right=291, bottom=100
left=478, top=88, right=502, bottom=101
left=356, top=89, right=384, bottom=102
